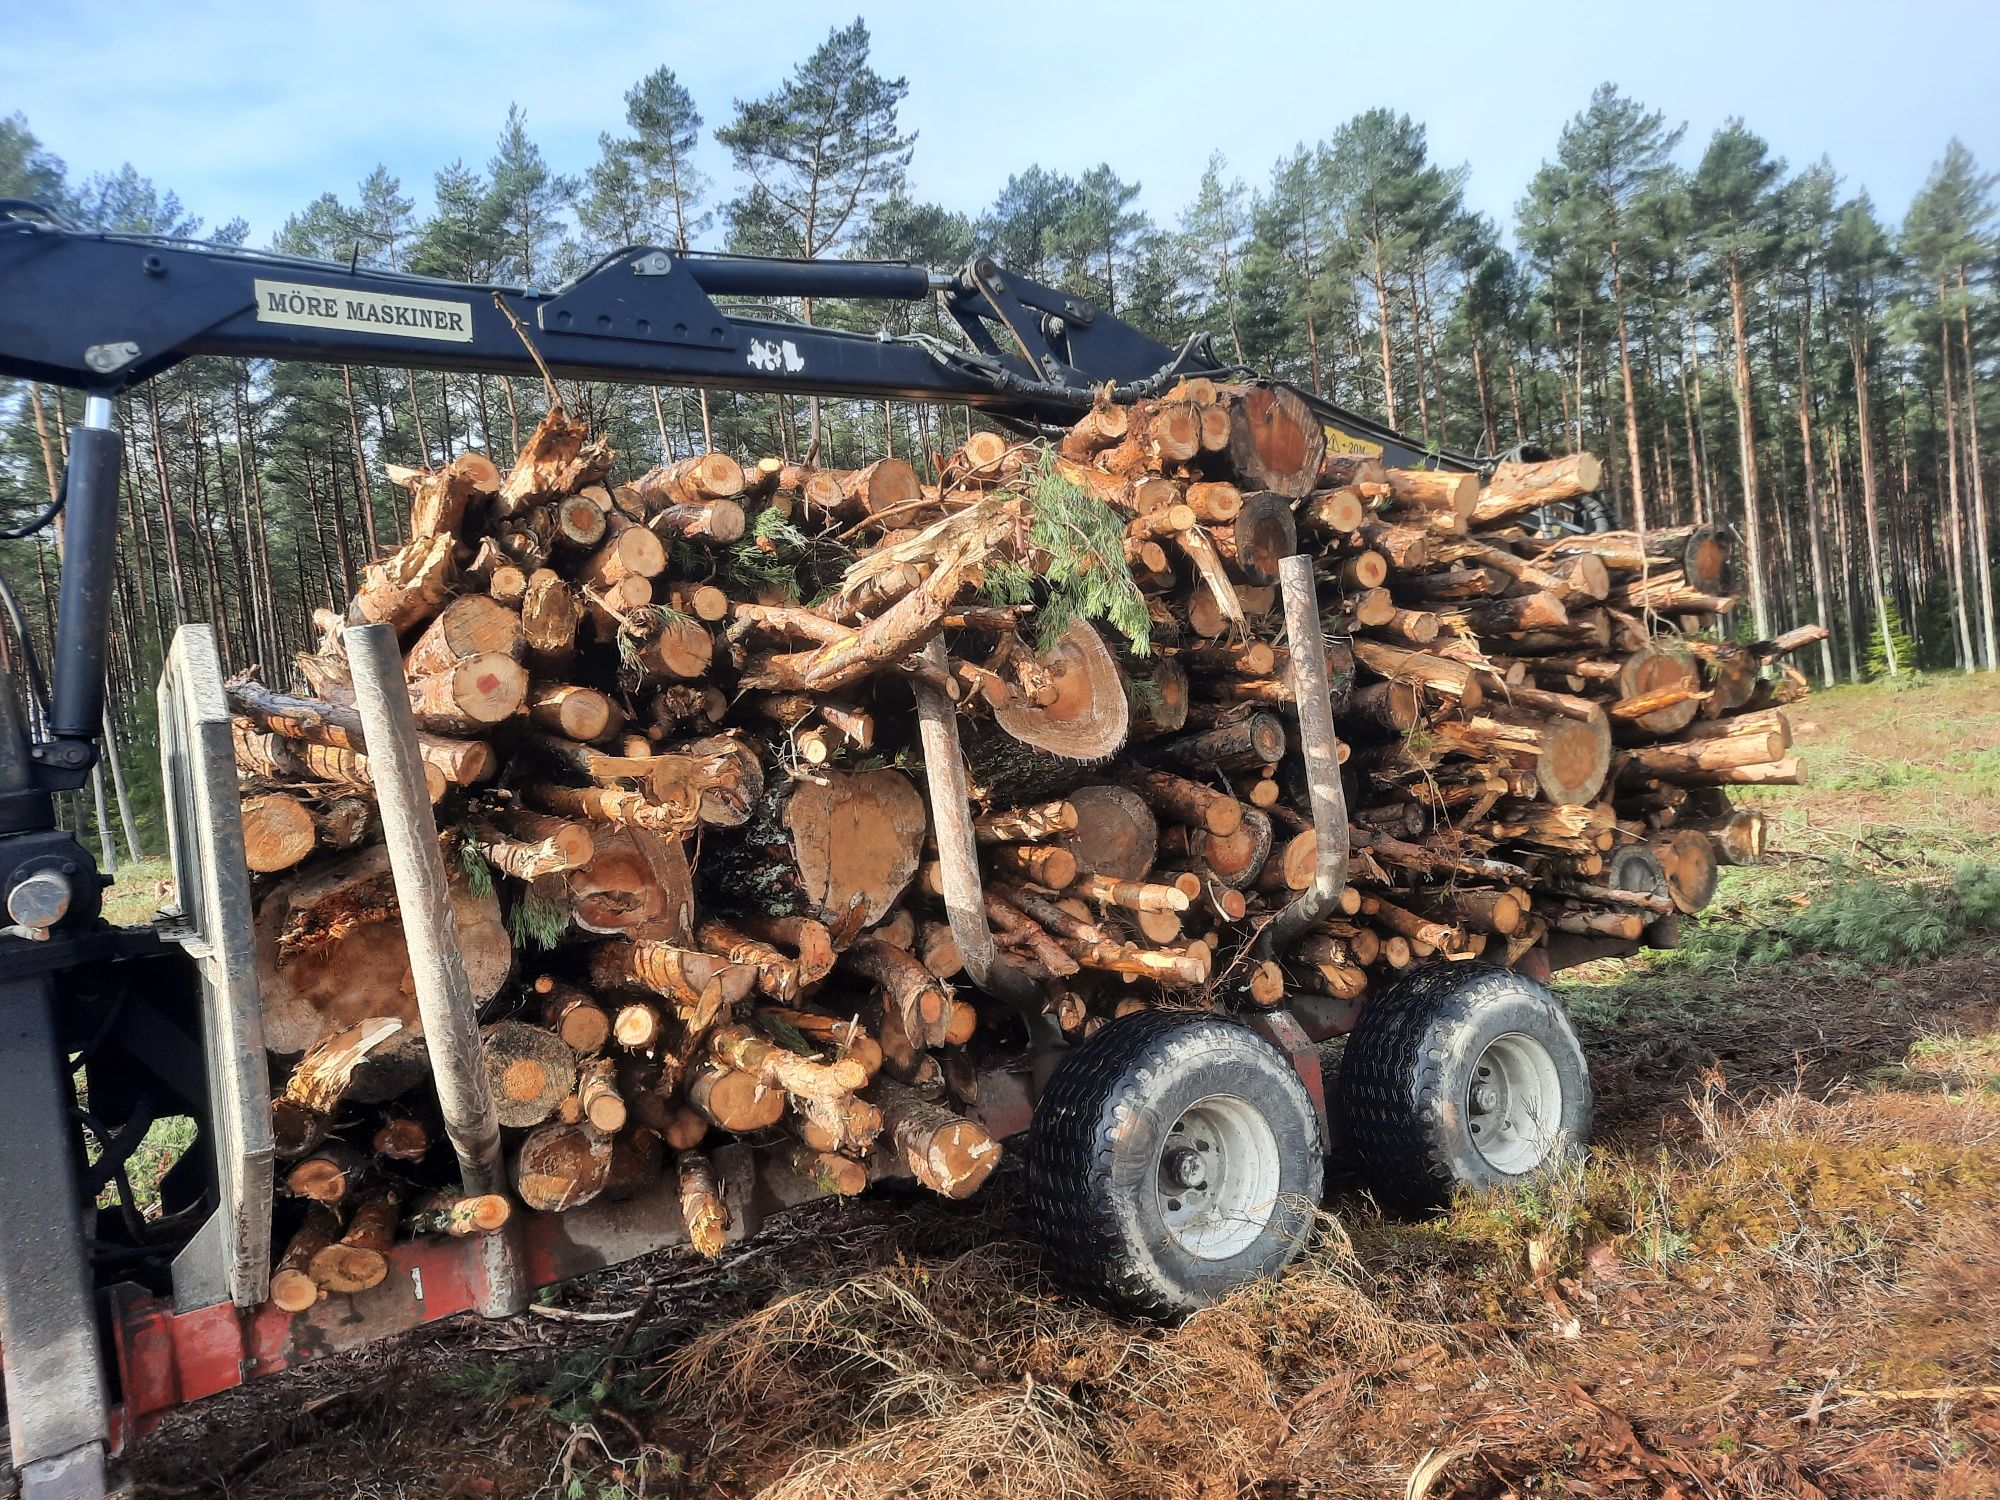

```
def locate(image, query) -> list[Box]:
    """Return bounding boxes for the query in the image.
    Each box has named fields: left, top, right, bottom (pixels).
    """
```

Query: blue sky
left=5, top=0, right=1996, bottom=263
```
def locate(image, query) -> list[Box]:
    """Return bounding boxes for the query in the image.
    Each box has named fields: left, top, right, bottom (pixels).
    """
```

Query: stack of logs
left=232, top=382, right=1817, bottom=1309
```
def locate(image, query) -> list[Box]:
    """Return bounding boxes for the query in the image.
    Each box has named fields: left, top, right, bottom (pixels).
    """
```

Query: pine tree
left=1180, top=154, right=1250, bottom=362
left=484, top=105, right=578, bottom=286
left=1693, top=120, right=1786, bottom=637
left=1529, top=85, right=1683, bottom=532
left=715, top=19, right=914, bottom=455
left=1866, top=595, right=1919, bottom=679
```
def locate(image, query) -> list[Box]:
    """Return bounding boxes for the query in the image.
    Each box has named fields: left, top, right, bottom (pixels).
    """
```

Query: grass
left=113, top=673, right=2000, bottom=1500
left=100, top=854, right=174, bottom=927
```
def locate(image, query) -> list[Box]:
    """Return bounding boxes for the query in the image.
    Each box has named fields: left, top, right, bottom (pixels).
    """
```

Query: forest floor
left=87, top=673, right=2000, bottom=1498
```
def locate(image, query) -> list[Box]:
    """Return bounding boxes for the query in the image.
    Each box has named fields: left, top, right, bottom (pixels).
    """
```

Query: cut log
left=1057, top=784, right=1159, bottom=880
left=987, top=842, right=1079, bottom=891
left=1470, top=453, right=1604, bottom=527
left=991, top=621, right=1130, bottom=761
left=874, top=1081, right=1002, bottom=1199
left=406, top=653, right=527, bottom=734
left=1119, top=766, right=1242, bottom=836
left=678, top=1151, right=730, bottom=1257
left=528, top=683, right=617, bottom=742
left=481, top=1020, right=577, bottom=1129
left=284, top=1142, right=367, bottom=1206
left=513, top=1120, right=615, bottom=1212
left=349, top=534, right=454, bottom=633
left=1652, top=828, right=1720, bottom=914
left=270, top=1208, right=340, bottom=1311
left=709, top=1023, right=867, bottom=1098
left=697, top=919, right=804, bottom=1003
left=841, top=939, right=953, bottom=1050
left=520, top=569, right=584, bottom=667
left=686, top=1058, right=786, bottom=1132
left=241, top=791, right=317, bottom=873
left=557, top=824, right=694, bottom=940
left=404, top=595, right=525, bottom=678
left=1212, top=491, right=1298, bottom=585
left=307, top=1190, right=398, bottom=1294
left=577, top=1056, right=628, bottom=1133
left=1152, top=714, right=1287, bottom=773
left=589, top=940, right=756, bottom=1028
left=784, top=768, right=928, bottom=929
left=972, top=799, right=1077, bottom=844
left=1218, top=383, right=1324, bottom=498
left=227, top=679, right=493, bottom=785
left=496, top=406, right=612, bottom=517
left=1385, top=466, right=1479, bottom=524
left=407, top=1191, right=511, bottom=1238
left=256, top=845, right=512, bottom=1055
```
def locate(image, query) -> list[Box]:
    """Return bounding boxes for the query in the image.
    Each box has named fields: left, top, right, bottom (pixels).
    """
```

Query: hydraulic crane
left=0, top=199, right=1499, bottom=1499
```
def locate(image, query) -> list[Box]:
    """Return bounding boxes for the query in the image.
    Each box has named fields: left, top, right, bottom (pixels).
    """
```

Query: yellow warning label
left=1323, top=425, right=1383, bottom=458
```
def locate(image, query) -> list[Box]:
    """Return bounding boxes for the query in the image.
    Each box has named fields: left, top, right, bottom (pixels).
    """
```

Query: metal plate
left=157, top=625, right=273, bottom=1309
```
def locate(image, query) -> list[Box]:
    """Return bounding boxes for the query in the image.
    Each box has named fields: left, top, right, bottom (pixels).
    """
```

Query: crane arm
left=0, top=203, right=1203, bottom=423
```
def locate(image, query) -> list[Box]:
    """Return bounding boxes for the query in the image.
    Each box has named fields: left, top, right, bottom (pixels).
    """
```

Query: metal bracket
left=157, top=625, right=273, bottom=1311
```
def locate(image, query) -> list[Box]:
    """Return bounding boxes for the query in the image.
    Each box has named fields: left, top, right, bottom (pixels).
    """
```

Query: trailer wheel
left=1028, top=1010, right=1323, bottom=1318
left=1338, top=964, right=1590, bottom=1210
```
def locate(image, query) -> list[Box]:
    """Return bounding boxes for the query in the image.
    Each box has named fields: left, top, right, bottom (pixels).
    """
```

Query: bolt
left=1472, top=1083, right=1501, bottom=1112
left=1165, top=1147, right=1207, bottom=1191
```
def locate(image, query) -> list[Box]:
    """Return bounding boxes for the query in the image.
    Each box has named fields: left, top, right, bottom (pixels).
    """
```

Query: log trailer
left=0, top=201, right=1611, bottom=1500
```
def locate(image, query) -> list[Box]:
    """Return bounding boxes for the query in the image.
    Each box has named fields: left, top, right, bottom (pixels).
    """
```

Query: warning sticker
left=1323, top=425, right=1384, bottom=458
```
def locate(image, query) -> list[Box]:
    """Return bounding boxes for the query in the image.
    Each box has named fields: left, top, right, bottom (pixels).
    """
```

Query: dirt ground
left=54, top=675, right=2000, bottom=1497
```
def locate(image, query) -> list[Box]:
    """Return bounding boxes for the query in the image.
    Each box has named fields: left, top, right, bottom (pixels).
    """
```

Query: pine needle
left=509, top=886, right=568, bottom=951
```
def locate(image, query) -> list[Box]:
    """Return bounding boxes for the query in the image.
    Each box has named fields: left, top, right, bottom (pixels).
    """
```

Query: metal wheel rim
left=1156, top=1093, right=1281, bottom=1260
left=1467, top=1032, right=1562, bottom=1176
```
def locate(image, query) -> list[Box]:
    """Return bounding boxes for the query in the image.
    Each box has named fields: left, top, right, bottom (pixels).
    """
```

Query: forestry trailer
left=0, top=198, right=1690, bottom=1500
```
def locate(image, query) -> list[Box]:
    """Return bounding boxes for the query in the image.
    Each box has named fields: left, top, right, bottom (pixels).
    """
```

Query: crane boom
left=0, top=201, right=1464, bottom=464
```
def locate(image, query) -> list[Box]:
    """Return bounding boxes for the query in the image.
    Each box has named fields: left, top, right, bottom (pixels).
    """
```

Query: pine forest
left=2, top=19, right=1995, bottom=857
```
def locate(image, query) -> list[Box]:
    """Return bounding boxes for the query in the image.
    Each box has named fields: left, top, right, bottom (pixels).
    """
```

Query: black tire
left=1027, top=1010, right=1324, bottom=1318
left=1337, top=964, right=1591, bottom=1211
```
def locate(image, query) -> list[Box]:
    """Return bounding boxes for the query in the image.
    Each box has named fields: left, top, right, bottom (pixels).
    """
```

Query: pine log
left=589, top=940, right=756, bottom=1028
left=481, top=1021, right=577, bottom=1129
left=497, top=406, right=612, bottom=517
left=841, top=939, right=953, bottom=1049
left=1217, top=384, right=1324, bottom=498
left=404, top=595, right=525, bottom=677
left=709, top=1023, right=867, bottom=1098
left=731, top=914, right=837, bottom=988
left=1119, top=765, right=1242, bottom=835
left=784, top=768, right=928, bottom=929
left=241, top=791, right=317, bottom=873
left=1470, top=453, right=1604, bottom=527
left=227, top=679, right=494, bottom=785
left=678, top=1151, right=730, bottom=1257
left=686, top=1058, right=786, bottom=1132
left=349, top=534, right=454, bottom=633
left=873, top=1081, right=1002, bottom=1198
left=528, top=682, right=618, bottom=741
left=407, top=1191, right=511, bottom=1238
left=284, top=1141, right=367, bottom=1206
left=270, top=1209, right=341, bottom=1311
left=514, top=1120, right=615, bottom=1212
left=697, top=919, right=804, bottom=1003
left=255, top=845, right=512, bottom=1054
left=406, top=653, right=527, bottom=733
left=1384, top=466, right=1479, bottom=524
left=307, top=1190, right=398, bottom=1294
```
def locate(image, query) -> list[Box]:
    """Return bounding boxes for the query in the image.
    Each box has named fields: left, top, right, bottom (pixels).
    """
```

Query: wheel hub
left=1466, top=1032, right=1562, bottom=1176
left=1155, top=1095, right=1282, bottom=1261
left=1165, top=1147, right=1207, bottom=1190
